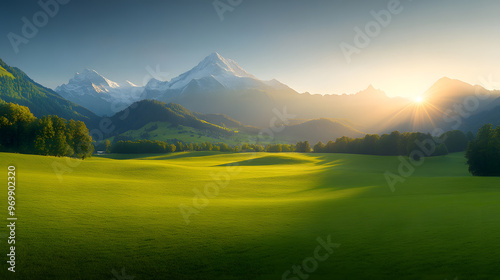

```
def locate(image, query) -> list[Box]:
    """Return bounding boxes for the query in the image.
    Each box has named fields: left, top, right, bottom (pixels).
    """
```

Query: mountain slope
left=0, top=58, right=98, bottom=124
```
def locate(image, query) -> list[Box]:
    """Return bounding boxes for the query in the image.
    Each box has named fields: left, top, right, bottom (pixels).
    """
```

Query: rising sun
left=415, top=96, right=424, bottom=103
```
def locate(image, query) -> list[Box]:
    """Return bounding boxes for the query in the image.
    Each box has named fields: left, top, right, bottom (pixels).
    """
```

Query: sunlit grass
left=1, top=152, right=499, bottom=279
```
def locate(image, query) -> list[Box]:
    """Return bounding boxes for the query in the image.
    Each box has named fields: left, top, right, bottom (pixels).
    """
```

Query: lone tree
left=105, top=139, right=112, bottom=153
left=465, top=124, right=500, bottom=176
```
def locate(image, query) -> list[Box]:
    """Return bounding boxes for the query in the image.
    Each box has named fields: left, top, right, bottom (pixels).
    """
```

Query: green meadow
left=1, top=151, right=500, bottom=279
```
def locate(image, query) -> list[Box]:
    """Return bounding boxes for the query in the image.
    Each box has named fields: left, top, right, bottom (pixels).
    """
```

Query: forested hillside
left=0, top=58, right=97, bottom=125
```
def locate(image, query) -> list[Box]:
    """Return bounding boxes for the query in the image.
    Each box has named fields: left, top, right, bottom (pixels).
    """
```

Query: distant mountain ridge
left=380, top=77, right=500, bottom=133
left=275, top=118, right=365, bottom=144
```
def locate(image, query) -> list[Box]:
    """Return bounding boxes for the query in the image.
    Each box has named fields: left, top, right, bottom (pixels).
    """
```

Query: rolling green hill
left=0, top=58, right=98, bottom=124
left=2, top=151, right=500, bottom=279
left=109, top=100, right=235, bottom=138
left=112, top=121, right=263, bottom=145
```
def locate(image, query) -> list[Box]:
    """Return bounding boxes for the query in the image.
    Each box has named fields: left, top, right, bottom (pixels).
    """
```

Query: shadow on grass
left=149, top=151, right=221, bottom=160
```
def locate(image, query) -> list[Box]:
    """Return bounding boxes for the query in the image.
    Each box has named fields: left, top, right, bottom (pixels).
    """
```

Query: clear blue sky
left=1, top=0, right=499, bottom=97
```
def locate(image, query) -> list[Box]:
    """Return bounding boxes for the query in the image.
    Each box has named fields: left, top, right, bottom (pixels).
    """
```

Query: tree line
left=312, top=130, right=473, bottom=156
left=108, top=130, right=473, bottom=157
left=109, top=139, right=316, bottom=154
left=0, top=103, right=93, bottom=158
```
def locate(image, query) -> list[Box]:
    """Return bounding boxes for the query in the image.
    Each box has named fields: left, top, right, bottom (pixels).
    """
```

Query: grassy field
left=1, top=151, right=500, bottom=279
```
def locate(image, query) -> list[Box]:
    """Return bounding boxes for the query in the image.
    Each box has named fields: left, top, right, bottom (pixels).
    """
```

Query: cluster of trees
left=0, top=103, right=93, bottom=158
left=466, top=124, right=500, bottom=176
left=312, top=130, right=473, bottom=157
left=111, top=140, right=269, bottom=154
left=262, top=143, right=296, bottom=153
left=296, top=141, right=312, bottom=153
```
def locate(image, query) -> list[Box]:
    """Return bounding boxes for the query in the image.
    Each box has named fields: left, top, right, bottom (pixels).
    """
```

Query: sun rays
left=377, top=95, right=452, bottom=132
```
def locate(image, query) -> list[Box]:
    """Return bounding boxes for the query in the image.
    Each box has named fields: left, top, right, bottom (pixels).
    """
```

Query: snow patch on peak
left=91, top=83, right=109, bottom=93
left=124, top=80, right=139, bottom=87
left=70, top=69, right=120, bottom=89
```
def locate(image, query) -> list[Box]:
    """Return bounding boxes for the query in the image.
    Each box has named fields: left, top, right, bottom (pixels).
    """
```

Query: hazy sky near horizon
left=0, top=0, right=499, bottom=98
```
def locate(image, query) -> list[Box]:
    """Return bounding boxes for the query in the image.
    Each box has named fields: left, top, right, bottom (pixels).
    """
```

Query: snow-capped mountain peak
left=197, top=52, right=256, bottom=78
left=55, top=69, right=146, bottom=116
left=167, top=52, right=257, bottom=90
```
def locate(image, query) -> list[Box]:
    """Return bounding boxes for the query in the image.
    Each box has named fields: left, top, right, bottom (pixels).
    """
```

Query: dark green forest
left=0, top=102, right=93, bottom=158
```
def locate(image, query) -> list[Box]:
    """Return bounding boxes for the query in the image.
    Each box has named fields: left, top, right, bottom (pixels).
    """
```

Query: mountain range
left=53, top=52, right=500, bottom=135
left=54, top=53, right=412, bottom=128
left=1, top=53, right=500, bottom=146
